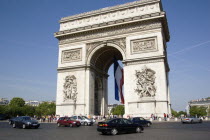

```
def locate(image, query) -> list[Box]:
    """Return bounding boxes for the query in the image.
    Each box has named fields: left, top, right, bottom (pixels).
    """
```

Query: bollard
left=158, top=118, right=162, bottom=121
left=175, top=118, right=178, bottom=121
left=150, top=118, right=153, bottom=122
left=205, top=118, right=208, bottom=121
left=167, top=118, right=170, bottom=121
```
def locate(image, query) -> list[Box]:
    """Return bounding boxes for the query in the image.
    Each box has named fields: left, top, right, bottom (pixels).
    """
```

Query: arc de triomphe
left=54, top=0, right=171, bottom=117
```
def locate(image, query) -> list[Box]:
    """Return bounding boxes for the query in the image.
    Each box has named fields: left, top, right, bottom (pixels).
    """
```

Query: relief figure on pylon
left=135, top=66, right=156, bottom=98
left=63, top=75, right=78, bottom=102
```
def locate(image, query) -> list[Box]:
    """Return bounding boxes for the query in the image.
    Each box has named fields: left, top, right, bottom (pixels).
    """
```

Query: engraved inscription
left=62, top=49, right=82, bottom=63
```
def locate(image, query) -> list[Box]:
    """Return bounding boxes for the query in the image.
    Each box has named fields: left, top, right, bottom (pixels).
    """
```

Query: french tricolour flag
left=114, top=59, right=124, bottom=104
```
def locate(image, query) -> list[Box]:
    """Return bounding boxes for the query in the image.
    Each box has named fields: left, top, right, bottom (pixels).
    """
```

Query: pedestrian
left=164, top=113, right=167, bottom=121
left=151, top=114, right=153, bottom=120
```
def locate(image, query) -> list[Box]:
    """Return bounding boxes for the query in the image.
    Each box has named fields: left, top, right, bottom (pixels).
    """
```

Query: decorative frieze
left=109, top=38, right=126, bottom=50
left=61, top=49, right=82, bottom=63
left=59, top=21, right=162, bottom=44
left=86, top=41, right=103, bottom=55
left=134, top=66, right=156, bottom=98
left=86, top=38, right=126, bottom=57
left=131, top=37, right=157, bottom=54
left=63, top=75, right=78, bottom=102
left=59, top=0, right=160, bottom=31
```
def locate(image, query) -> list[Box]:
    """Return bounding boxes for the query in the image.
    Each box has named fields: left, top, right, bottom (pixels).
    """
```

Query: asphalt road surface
left=0, top=121, right=210, bottom=140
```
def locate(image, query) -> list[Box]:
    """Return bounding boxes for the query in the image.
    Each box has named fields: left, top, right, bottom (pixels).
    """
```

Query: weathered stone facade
left=55, top=0, right=171, bottom=117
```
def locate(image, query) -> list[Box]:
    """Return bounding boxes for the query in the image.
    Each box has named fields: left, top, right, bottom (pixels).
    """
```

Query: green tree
left=23, top=105, right=36, bottom=117
left=0, top=105, right=9, bottom=115
left=178, top=111, right=187, bottom=117
left=9, top=105, right=24, bottom=117
left=35, top=102, right=56, bottom=117
left=190, top=106, right=207, bottom=117
left=171, top=109, right=178, bottom=117
left=208, top=107, right=210, bottom=116
left=9, top=97, right=25, bottom=107
left=111, top=105, right=124, bottom=116
left=8, top=97, right=25, bottom=117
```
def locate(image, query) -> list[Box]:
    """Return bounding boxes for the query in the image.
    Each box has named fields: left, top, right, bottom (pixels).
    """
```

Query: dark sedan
left=97, top=118, right=144, bottom=135
left=12, top=116, right=40, bottom=129
left=9, top=117, right=18, bottom=125
left=130, top=117, right=152, bottom=127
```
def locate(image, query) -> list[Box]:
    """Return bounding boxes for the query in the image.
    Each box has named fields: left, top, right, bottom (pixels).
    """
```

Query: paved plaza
left=0, top=121, right=210, bottom=140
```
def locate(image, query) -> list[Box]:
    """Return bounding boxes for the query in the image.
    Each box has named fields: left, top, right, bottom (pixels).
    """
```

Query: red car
left=57, top=117, right=81, bottom=127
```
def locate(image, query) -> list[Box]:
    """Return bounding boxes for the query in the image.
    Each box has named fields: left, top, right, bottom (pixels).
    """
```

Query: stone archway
left=87, top=43, right=124, bottom=116
left=55, top=0, right=171, bottom=117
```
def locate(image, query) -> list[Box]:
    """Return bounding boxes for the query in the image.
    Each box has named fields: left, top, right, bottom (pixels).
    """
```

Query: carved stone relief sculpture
left=63, top=75, right=78, bottom=102
left=86, top=38, right=126, bottom=59
left=62, top=49, right=82, bottom=63
left=135, top=66, right=156, bottom=98
left=131, top=38, right=157, bottom=54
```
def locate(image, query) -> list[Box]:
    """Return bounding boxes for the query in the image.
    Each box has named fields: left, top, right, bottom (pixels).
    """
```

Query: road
left=0, top=121, right=210, bottom=140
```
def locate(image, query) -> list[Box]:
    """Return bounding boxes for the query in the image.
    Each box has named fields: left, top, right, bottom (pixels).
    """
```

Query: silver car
left=181, top=116, right=202, bottom=124
left=72, top=116, right=93, bottom=126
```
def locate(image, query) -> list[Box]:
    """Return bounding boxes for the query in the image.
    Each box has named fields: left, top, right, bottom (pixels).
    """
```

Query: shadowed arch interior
left=90, top=46, right=123, bottom=73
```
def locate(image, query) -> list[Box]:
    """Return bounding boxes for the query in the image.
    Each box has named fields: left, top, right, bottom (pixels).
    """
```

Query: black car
left=12, top=116, right=40, bottom=129
left=9, top=117, right=18, bottom=125
left=131, top=117, right=152, bottom=127
left=97, top=118, right=144, bottom=135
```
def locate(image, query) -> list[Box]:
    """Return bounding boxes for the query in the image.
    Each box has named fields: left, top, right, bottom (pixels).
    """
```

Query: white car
left=181, top=116, right=202, bottom=124
left=72, top=116, right=93, bottom=126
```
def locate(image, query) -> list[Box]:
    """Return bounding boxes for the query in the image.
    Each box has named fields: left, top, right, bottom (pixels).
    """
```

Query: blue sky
left=0, top=0, right=209, bottom=111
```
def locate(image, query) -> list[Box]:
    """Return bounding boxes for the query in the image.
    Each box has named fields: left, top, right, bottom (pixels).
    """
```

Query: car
left=72, top=116, right=93, bottom=126
left=97, top=118, right=144, bottom=135
left=181, top=116, right=202, bottom=124
left=92, top=118, right=96, bottom=123
left=12, top=116, right=40, bottom=129
left=9, top=117, right=19, bottom=125
left=57, top=117, right=81, bottom=127
left=130, top=117, right=152, bottom=127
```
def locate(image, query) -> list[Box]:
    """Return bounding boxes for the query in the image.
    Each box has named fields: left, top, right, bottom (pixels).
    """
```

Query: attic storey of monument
left=54, top=0, right=171, bottom=117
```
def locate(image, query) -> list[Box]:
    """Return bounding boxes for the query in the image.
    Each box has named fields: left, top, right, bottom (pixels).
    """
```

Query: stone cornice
left=128, top=100, right=168, bottom=104
left=123, top=55, right=165, bottom=66
left=58, top=0, right=162, bottom=31
left=60, top=0, right=160, bottom=23
left=57, top=64, right=109, bottom=77
left=56, top=103, right=86, bottom=106
left=55, top=12, right=166, bottom=38
left=57, top=65, right=87, bottom=72
left=55, top=19, right=170, bottom=45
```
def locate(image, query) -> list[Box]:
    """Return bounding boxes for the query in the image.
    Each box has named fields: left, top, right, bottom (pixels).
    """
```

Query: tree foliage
left=7, top=97, right=25, bottom=117
left=35, top=102, right=56, bottom=117
left=208, top=107, right=210, bottom=116
left=0, top=105, right=9, bottom=115
left=111, top=105, right=124, bottom=115
left=171, top=109, right=178, bottom=117
left=190, top=106, right=207, bottom=117
left=0, top=97, right=56, bottom=118
left=9, top=97, right=25, bottom=107
left=171, top=109, right=187, bottom=117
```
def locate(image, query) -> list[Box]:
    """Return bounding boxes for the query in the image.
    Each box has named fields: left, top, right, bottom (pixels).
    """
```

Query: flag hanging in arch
left=114, top=59, right=124, bottom=104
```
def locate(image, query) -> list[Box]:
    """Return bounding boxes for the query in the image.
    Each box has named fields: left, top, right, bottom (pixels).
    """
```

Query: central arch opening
left=89, top=45, right=124, bottom=115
